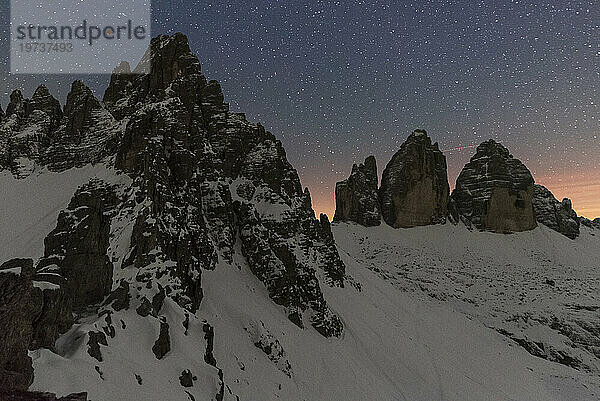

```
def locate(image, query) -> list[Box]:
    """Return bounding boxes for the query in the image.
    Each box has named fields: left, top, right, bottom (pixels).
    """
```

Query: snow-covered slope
left=24, top=207, right=600, bottom=400
left=3, top=32, right=600, bottom=401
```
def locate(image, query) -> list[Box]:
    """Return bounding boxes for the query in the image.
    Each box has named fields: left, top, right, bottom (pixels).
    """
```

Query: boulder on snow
left=152, top=319, right=171, bottom=359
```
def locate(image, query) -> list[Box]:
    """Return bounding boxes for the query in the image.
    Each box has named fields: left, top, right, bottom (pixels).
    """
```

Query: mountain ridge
left=1, top=33, right=599, bottom=401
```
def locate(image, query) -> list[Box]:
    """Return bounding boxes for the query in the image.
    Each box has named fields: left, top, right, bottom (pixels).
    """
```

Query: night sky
left=1, top=0, right=599, bottom=218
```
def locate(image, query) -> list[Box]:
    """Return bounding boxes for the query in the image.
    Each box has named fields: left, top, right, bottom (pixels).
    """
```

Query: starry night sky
left=1, top=0, right=599, bottom=218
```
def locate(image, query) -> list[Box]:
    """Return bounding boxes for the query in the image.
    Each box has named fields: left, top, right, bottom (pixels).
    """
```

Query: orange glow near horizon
left=535, top=172, right=600, bottom=220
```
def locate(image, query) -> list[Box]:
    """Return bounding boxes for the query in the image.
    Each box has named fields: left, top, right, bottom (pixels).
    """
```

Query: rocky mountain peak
left=450, top=139, right=537, bottom=233
left=63, top=80, right=102, bottom=135
left=103, top=32, right=207, bottom=117
left=27, top=85, right=63, bottom=127
left=472, top=139, right=511, bottom=159
left=6, top=89, right=26, bottom=117
left=142, top=32, right=202, bottom=87
left=378, top=129, right=449, bottom=228
left=333, top=155, right=381, bottom=226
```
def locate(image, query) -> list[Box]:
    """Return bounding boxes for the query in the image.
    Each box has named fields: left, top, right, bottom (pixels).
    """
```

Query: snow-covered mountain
left=1, top=33, right=600, bottom=401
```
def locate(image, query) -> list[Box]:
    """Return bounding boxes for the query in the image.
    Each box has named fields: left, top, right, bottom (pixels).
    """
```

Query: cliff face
left=533, top=184, right=580, bottom=239
left=0, top=33, right=349, bottom=399
left=450, top=140, right=537, bottom=233
left=333, top=130, right=449, bottom=229
left=333, top=155, right=381, bottom=226
left=378, top=130, right=449, bottom=228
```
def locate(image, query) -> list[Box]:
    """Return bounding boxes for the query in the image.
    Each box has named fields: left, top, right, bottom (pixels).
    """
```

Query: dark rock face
left=102, top=280, right=131, bottom=312
left=202, top=323, right=217, bottom=367
left=43, top=81, right=120, bottom=172
left=179, top=370, right=195, bottom=387
left=37, top=179, right=117, bottom=308
left=26, top=85, right=63, bottom=128
left=29, top=283, right=73, bottom=351
left=87, top=331, right=108, bottom=362
left=379, top=130, right=449, bottom=228
left=0, top=258, right=74, bottom=382
left=6, top=90, right=26, bottom=118
left=0, top=387, right=87, bottom=401
left=580, top=217, right=600, bottom=230
left=333, top=155, right=381, bottom=226
left=450, top=140, right=537, bottom=233
left=0, top=82, right=120, bottom=176
left=152, top=319, right=171, bottom=359
left=533, top=184, right=580, bottom=239
left=0, top=83, right=118, bottom=176
left=0, top=260, right=36, bottom=390
left=105, top=33, right=344, bottom=336
left=62, top=81, right=102, bottom=135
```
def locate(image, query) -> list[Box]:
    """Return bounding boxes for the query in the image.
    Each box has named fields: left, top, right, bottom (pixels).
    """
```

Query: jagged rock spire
left=334, top=155, right=381, bottom=226
left=27, top=85, right=63, bottom=127
left=378, top=130, right=449, bottom=228
left=6, top=90, right=26, bottom=117
left=103, top=32, right=204, bottom=106
left=63, top=80, right=102, bottom=135
left=450, top=139, right=537, bottom=233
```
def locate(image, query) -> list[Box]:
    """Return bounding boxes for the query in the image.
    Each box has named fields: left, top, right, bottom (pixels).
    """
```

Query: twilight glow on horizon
left=1, top=0, right=598, bottom=219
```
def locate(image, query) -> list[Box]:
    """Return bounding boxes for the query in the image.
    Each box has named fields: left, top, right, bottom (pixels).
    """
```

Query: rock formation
left=333, top=155, right=381, bottom=226
left=533, top=184, right=580, bottom=239
left=104, top=33, right=344, bottom=336
left=0, top=82, right=118, bottom=176
left=0, top=387, right=87, bottom=401
left=0, top=260, right=36, bottom=390
left=37, top=179, right=117, bottom=308
left=378, top=130, right=449, bottom=228
left=26, top=85, right=63, bottom=129
left=580, top=217, right=600, bottom=231
left=0, top=258, right=73, bottom=390
left=450, top=140, right=537, bottom=233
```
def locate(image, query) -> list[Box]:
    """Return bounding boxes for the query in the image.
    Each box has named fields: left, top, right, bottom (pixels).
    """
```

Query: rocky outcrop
left=106, top=33, right=344, bottom=336
left=580, top=217, right=600, bottom=230
left=333, top=155, right=381, bottom=226
left=533, top=184, right=580, bottom=239
left=62, top=81, right=102, bottom=135
left=26, top=85, right=63, bottom=129
left=0, top=260, right=36, bottom=390
left=450, top=140, right=537, bottom=233
left=0, top=82, right=119, bottom=176
left=30, top=281, right=73, bottom=351
left=5, top=90, right=26, bottom=118
left=378, top=130, right=449, bottom=228
left=152, top=319, right=171, bottom=359
left=0, top=387, right=87, bottom=401
left=0, top=257, right=74, bottom=388
left=42, top=81, right=120, bottom=172
left=37, top=179, right=118, bottom=308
